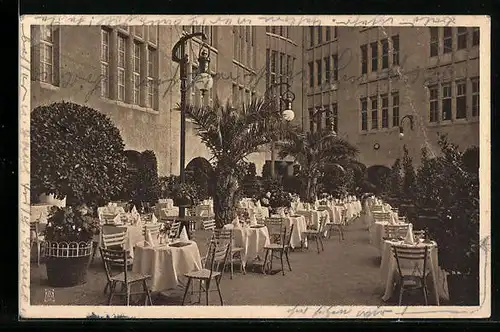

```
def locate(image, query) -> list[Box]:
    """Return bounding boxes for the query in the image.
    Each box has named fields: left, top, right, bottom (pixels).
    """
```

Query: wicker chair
left=213, top=228, right=245, bottom=278
left=383, top=224, right=410, bottom=240
left=99, top=247, right=153, bottom=306
left=301, top=214, right=327, bottom=254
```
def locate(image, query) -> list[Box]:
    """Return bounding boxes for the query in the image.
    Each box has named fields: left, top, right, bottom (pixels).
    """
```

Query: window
left=471, top=78, right=479, bottom=117
left=325, top=56, right=331, bottom=84
left=334, top=27, right=338, bottom=38
left=361, top=45, right=368, bottom=74
left=316, top=107, right=323, bottom=132
left=392, top=93, right=400, bottom=127
left=472, top=27, right=479, bottom=46
left=39, top=26, right=54, bottom=84
left=316, top=59, right=322, bottom=86
left=392, top=35, right=400, bottom=65
left=265, top=49, right=270, bottom=87
left=371, top=42, right=378, bottom=72
left=148, top=25, right=157, bottom=45
left=308, top=61, right=314, bottom=88
left=442, top=83, right=452, bottom=120
left=429, top=85, right=439, bottom=122
left=371, top=97, right=378, bottom=129
left=280, top=53, right=285, bottom=85
left=332, top=103, right=338, bottom=133
left=309, top=27, right=314, bottom=47
left=233, top=27, right=239, bottom=60
left=271, top=26, right=276, bottom=34
left=117, top=35, right=127, bottom=101
left=443, top=27, right=452, bottom=54
left=457, top=27, right=467, bottom=50
left=317, top=27, right=322, bottom=44
left=135, top=26, right=144, bottom=39
left=456, top=80, right=466, bottom=119
left=266, top=26, right=270, bottom=33
left=132, top=42, right=141, bottom=105
left=332, top=54, right=338, bottom=81
left=232, top=84, right=238, bottom=105
left=381, top=39, right=389, bottom=69
left=100, top=29, right=110, bottom=98
left=271, top=51, right=277, bottom=84
left=430, top=28, right=439, bottom=57
left=326, top=27, right=331, bottom=41
left=309, top=108, right=315, bottom=133
left=147, top=47, right=157, bottom=109
left=361, top=98, right=368, bottom=131
left=286, top=55, right=292, bottom=81
left=381, top=95, right=389, bottom=128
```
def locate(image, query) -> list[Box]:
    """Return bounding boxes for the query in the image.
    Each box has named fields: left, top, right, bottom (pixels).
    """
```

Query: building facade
left=30, top=24, right=480, bottom=177
left=30, top=24, right=305, bottom=177
left=303, top=26, right=480, bottom=168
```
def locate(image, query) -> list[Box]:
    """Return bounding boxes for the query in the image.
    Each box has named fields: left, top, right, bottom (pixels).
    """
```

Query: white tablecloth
left=295, top=209, right=330, bottom=229
left=380, top=240, right=449, bottom=305
left=246, top=207, right=270, bottom=219
left=284, top=215, right=307, bottom=249
left=230, top=226, right=270, bottom=268
left=132, top=240, right=202, bottom=292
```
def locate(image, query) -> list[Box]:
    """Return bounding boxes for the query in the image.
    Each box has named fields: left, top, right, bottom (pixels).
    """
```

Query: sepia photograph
left=19, top=15, right=490, bottom=319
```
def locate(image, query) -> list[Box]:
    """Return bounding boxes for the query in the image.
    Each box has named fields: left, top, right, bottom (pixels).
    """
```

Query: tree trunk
left=213, top=164, right=239, bottom=229
left=304, top=176, right=318, bottom=203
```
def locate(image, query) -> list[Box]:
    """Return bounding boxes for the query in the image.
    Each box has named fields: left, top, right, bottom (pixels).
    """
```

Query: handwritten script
left=286, top=306, right=393, bottom=318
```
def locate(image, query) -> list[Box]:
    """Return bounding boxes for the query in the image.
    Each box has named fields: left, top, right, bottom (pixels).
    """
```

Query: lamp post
left=172, top=33, right=213, bottom=235
left=265, top=82, right=296, bottom=178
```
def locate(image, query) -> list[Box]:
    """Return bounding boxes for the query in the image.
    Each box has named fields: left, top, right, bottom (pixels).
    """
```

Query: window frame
left=471, top=77, right=479, bottom=117
left=392, top=35, right=400, bottom=66
left=39, top=25, right=55, bottom=84
left=370, top=42, right=378, bottom=72
left=472, top=27, right=480, bottom=46
left=429, top=85, right=439, bottom=123
left=430, top=27, right=439, bottom=57
left=361, top=44, right=368, bottom=74
left=392, top=92, right=400, bottom=127
left=455, top=80, right=467, bottom=119
left=381, top=94, right=389, bottom=128
left=443, top=27, right=453, bottom=54
left=361, top=98, right=368, bottom=131
left=100, top=28, right=110, bottom=98
left=308, top=61, right=314, bottom=88
left=117, top=34, right=127, bottom=102
left=371, top=96, right=378, bottom=130
left=457, top=27, right=468, bottom=50
left=442, top=83, right=452, bottom=121
left=381, top=39, right=389, bottom=69
left=316, top=59, right=322, bottom=86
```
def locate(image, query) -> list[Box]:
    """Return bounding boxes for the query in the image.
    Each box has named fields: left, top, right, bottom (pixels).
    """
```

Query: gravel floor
left=29, top=216, right=429, bottom=306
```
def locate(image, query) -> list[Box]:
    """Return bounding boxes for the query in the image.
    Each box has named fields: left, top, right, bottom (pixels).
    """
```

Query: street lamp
left=265, top=82, right=296, bottom=179
left=399, top=115, right=414, bottom=139
left=312, top=106, right=337, bottom=136
left=172, top=32, right=213, bottom=226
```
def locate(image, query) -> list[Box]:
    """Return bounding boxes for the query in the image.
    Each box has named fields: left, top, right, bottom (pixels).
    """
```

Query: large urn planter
left=45, top=241, right=93, bottom=287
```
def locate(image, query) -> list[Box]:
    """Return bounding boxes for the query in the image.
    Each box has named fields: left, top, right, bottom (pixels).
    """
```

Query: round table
left=132, top=240, right=202, bottom=292
left=230, top=225, right=270, bottom=268
left=380, top=239, right=449, bottom=305
left=284, top=215, right=307, bottom=248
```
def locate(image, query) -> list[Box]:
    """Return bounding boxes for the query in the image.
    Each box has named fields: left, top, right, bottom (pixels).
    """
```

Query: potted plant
left=44, top=205, right=100, bottom=287
left=268, top=183, right=292, bottom=214
left=31, top=101, right=127, bottom=287
left=171, top=182, right=199, bottom=207
left=422, top=135, right=480, bottom=305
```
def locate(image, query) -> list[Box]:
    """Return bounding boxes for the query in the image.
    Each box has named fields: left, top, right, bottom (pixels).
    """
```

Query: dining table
left=224, top=224, right=271, bottom=269
left=132, top=240, right=203, bottom=292
left=380, top=239, right=449, bottom=305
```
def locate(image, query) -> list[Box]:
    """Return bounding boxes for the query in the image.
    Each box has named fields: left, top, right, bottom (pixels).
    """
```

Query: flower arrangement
left=44, top=206, right=100, bottom=243
left=268, top=186, right=292, bottom=209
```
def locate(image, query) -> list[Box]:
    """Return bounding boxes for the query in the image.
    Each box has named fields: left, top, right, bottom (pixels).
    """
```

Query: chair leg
left=126, top=284, right=131, bottom=306
left=103, top=281, right=110, bottom=295
left=328, top=226, right=333, bottom=239
left=262, top=249, right=269, bottom=274
left=198, top=280, right=203, bottom=304
left=205, top=280, right=210, bottom=306
left=319, top=236, right=324, bottom=251
left=285, top=249, right=292, bottom=271
left=315, top=236, right=320, bottom=254
left=182, top=278, right=192, bottom=305
left=37, top=242, right=41, bottom=266
left=108, top=281, right=116, bottom=305
left=216, top=277, right=223, bottom=306
left=269, top=251, right=274, bottom=272
left=280, top=251, right=285, bottom=276
left=230, top=254, right=234, bottom=279
left=423, top=285, right=429, bottom=305
left=143, top=280, right=153, bottom=306
left=398, top=286, right=404, bottom=306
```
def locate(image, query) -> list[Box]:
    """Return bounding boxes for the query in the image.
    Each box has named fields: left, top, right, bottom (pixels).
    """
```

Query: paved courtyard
left=30, top=216, right=432, bottom=306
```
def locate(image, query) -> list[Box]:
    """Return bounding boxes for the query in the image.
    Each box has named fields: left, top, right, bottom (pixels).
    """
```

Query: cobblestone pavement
left=29, top=216, right=429, bottom=306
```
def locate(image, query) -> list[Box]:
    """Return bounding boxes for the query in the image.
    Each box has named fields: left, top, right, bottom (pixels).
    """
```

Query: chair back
left=99, top=247, right=128, bottom=283
left=198, top=205, right=212, bottom=217
left=318, top=213, right=328, bottom=232
left=371, top=205, right=384, bottom=212
left=101, top=226, right=127, bottom=248
left=205, top=238, right=230, bottom=279
left=169, top=221, right=181, bottom=239
left=264, top=217, right=285, bottom=244
left=316, top=206, right=328, bottom=212
left=186, top=207, right=196, bottom=217
left=285, top=223, right=294, bottom=248
left=143, top=223, right=161, bottom=239
left=372, top=211, right=392, bottom=222
left=202, top=219, right=216, bottom=231
left=385, top=224, right=410, bottom=239
left=391, top=244, right=429, bottom=280
left=253, top=209, right=264, bottom=221
left=413, top=229, right=426, bottom=240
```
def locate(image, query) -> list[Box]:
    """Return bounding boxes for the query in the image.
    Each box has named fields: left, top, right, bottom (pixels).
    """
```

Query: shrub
left=31, top=101, right=127, bottom=207
left=44, top=205, right=100, bottom=242
left=127, top=150, right=161, bottom=208
left=401, top=145, right=417, bottom=201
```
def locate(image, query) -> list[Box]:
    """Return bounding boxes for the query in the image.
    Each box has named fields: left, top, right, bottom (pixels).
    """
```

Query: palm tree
left=277, top=128, right=359, bottom=203
left=186, top=98, right=284, bottom=228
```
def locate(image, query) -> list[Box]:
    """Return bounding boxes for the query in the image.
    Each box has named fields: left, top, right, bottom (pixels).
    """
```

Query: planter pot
left=447, top=274, right=479, bottom=306
left=45, top=241, right=93, bottom=287
left=173, top=197, right=193, bottom=207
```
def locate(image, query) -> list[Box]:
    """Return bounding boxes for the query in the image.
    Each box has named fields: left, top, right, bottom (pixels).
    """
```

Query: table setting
left=379, top=225, right=449, bottom=305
